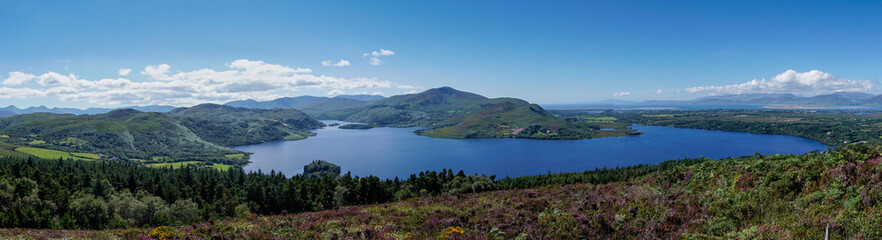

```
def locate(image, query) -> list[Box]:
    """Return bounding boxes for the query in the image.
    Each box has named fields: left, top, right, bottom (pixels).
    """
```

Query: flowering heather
left=4, top=146, right=882, bottom=239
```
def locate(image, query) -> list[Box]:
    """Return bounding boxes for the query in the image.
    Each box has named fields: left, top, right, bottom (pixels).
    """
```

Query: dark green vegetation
left=7, top=145, right=882, bottom=238
left=302, top=160, right=342, bottom=178
left=575, top=109, right=882, bottom=147
left=337, top=124, right=373, bottom=129
left=0, top=104, right=323, bottom=167
left=168, top=104, right=324, bottom=146
left=0, top=109, right=239, bottom=164
left=320, top=87, right=619, bottom=139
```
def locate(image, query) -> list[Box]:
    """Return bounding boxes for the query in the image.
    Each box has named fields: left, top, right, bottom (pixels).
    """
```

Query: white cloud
left=141, top=64, right=172, bottom=81
left=369, top=57, right=383, bottom=66
left=396, top=84, right=416, bottom=89
left=370, top=49, right=395, bottom=57
left=685, top=69, right=873, bottom=95
left=613, top=91, right=630, bottom=97
left=322, top=59, right=350, bottom=67
left=118, top=68, right=131, bottom=76
left=364, top=49, right=395, bottom=66
left=326, top=89, right=345, bottom=96
left=3, top=71, right=35, bottom=86
left=1, top=59, right=398, bottom=106
left=371, top=91, right=383, bottom=95
left=656, top=89, right=663, bottom=94
left=404, top=90, right=418, bottom=94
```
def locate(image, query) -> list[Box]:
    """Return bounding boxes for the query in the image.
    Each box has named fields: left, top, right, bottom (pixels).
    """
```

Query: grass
left=146, top=161, right=203, bottom=169
left=224, top=153, right=245, bottom=160
left=71, top=152, right=100, bottom=160
left=210, top=163, right=233, bottom=171
left=14, top=147, right=93, bottom=161
left=28, top=140, right=46, bottom=145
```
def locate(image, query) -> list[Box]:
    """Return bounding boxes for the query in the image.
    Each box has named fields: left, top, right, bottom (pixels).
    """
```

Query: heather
left=3, top=145, right=882, bottom=238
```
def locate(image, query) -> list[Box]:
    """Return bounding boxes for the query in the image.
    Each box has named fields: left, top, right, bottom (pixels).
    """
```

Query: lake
left=237, top=121, right=828, bottom=179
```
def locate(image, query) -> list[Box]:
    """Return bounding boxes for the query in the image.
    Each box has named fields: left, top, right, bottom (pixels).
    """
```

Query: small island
left=338, top=124, right=374, bottom=129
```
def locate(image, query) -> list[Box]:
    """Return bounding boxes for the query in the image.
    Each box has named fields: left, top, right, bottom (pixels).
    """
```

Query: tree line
left=0, top=156, right=704, bottom=229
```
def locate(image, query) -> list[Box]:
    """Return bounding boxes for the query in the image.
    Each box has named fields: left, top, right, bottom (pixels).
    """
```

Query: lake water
left=237, top=121, right=828, bottom=179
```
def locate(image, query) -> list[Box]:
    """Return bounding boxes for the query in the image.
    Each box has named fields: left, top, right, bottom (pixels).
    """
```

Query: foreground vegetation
left=4, top=145, right=882, bottom=238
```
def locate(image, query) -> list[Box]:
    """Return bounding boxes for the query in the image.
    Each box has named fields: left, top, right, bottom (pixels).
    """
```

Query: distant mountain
left=168, top=104, right=325, bottom=146
left=548, top=92, right=882, bottom=109
left=339, top=86, right=494, bottom=126
left=321, top=87, right=597, bottom=139
left=0, top=110, right=15, bottom=118
left=0, top=105, right=176, bottom=115
left=224, top=95, right=385, bottom=117
left=335, top=94, right=386, bottom=102
left=225, top=96, right=327, bottom=109
left=416, top=101, right=595, bottom=139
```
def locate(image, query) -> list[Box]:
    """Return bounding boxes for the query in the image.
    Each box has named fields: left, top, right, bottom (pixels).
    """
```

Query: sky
left=1, top=0, right=881, bottom=108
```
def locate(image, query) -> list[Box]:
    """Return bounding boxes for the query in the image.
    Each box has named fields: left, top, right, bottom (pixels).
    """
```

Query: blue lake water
left=237, top=121, right=828, bottom=179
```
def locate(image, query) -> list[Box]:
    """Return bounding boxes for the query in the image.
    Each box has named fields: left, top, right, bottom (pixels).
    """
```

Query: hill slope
left=417, top=101, right=596, bottom=139
left=0, top=109, right=241, bottom=164
left=167, top=104, right=325, bottom=146
left=340, top=87, right=511, bottom=126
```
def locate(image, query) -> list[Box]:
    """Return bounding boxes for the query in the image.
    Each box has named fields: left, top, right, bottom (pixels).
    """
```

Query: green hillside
left=335, top=87, right=494, bottom=125
left=168, top=104, right=324, bottom=146
left=418, top=101, right=596, bottom=139
left=0, top=109, right=240, bottom=164
left=335, top=87, right=614, bottom=139
left=0, top=105, right=325, bottom=165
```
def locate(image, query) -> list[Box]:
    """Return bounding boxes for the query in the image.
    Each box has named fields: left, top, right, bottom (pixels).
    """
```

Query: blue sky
left=1, top=0, right=881, bottom=108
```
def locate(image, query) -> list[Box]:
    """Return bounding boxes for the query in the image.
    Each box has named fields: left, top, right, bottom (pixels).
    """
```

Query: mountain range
left=548, top=92, right=882, bottom=109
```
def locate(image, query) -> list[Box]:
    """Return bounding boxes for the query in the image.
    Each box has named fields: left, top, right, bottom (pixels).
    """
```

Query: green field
left=70, top=152, right=100, bottom=159
left=210, top=163, right=233, bottom=171
left=14, top=147, right=94, bottom=161
left=146, top=161, right=203, bottom=169
left=224, top=153, right=245, bottom=160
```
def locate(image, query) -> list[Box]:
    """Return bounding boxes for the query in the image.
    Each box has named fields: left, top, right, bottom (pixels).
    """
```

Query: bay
left=237, top=121, right=828, bottom=179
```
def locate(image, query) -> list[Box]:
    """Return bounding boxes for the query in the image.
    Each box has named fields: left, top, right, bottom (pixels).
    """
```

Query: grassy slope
left=337, top=87, right=601, bottom=139
left=9, top=146, right=882, bottom=239
left=168, top=103, right=325, bottom=146
left=418, top=101, right=596, bottom=139
left=0, top=109, right=238, bottom=164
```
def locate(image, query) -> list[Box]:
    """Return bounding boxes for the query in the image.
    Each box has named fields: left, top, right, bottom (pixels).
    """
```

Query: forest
left=5, top=143, right=882, bottom=239
left=0, top=154, right=696, bottom=230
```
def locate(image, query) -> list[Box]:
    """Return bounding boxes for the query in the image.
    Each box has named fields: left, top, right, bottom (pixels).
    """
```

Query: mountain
left=168, top=104, right=325, bottom=146
left=417, top=101, right=595, bottom=139
left=0, top=109, right=240, bottom=164
left=0, top=110, right=15, bottom=118
left=339, top=86, right=493, bottom=126
left=323, top=87, right=599, bottom=139
left=224, top=95, right=385, bottom=110
left=225, top=96, right=327, bottom=109
left=0, top=105, right=176, bottom=115
left=334, top=94, right=386, bottom=102
left=548, top=92, right=882, bottom=109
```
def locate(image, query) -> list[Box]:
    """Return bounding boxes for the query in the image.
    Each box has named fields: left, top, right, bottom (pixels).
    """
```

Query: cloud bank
left=1, top=59, right=396, bottom=106
left=686, top=69, right=873, bottom=95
